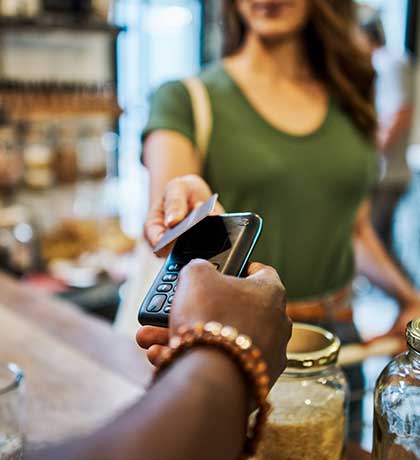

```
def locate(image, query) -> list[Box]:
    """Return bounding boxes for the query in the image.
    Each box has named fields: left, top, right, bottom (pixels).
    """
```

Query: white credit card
left=153, top=194, right=219, bottom=255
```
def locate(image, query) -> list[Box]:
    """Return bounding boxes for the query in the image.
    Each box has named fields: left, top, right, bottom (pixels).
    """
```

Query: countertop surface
left=0, top=271, right=152, bottom=446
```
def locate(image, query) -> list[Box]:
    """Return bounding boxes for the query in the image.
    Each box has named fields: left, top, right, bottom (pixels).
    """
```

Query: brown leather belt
left=286, top=284, right=353, bottom=323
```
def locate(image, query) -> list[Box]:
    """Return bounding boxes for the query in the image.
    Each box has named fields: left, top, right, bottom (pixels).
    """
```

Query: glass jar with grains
left=257, top=323, right=349, bottom=460
left=373, top=318, right=420, bottom=460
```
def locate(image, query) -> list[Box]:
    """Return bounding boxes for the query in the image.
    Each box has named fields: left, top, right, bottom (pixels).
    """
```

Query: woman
left=141, top=0, right=420, bottom=338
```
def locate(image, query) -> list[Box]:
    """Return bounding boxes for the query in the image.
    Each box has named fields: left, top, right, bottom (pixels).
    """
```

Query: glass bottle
left=54, top=122, right=78, bottom=184
left=0, top=122, right=23, bottom=194
left=92, top=0, right=111, bottom=21
left=76, top=121, right=107, bottom=180
left=373, top=318, right=420, bottom=460
left=0, top=363, right=25, bottom=460
left=258, top=323, right=350, bottom=460
left=0, top=205, right=38, bottom=276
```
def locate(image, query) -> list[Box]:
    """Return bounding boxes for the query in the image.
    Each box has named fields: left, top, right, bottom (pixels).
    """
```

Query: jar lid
left=406, top=318, right=420, bottom=353
left=0, top=363, right=24, bottom=396
left=286, top=323, right=341, bottom=369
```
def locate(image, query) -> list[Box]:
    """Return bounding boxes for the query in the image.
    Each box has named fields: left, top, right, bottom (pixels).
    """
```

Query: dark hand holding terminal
left=28, top=260, right=291, bottom=460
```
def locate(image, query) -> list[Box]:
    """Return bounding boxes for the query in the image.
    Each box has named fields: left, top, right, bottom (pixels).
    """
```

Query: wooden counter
left=0, top=272, right=152, bottom=446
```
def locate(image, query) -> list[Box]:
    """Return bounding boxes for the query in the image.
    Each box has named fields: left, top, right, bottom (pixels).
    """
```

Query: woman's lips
left=251, top=1, right=293, bottom=17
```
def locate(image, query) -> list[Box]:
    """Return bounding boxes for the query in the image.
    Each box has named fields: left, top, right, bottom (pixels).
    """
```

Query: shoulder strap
left=183, top=76, right=213, bottom=159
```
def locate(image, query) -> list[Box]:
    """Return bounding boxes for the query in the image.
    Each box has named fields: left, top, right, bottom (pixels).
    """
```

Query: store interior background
left=0, top=0, right=419, bottom=452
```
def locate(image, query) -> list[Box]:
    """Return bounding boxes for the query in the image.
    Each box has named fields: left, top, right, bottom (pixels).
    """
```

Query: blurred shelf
left=0, top=83, right=122, bottom=120
left=2, top=101, right=123, bottom=120
left=5, top=108, right=122, bottom=121
left=0, top=15, right=125, bottom=34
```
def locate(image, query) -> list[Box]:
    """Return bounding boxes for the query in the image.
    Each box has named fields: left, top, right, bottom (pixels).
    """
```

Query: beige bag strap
left=183, top=76, right=213, bottom=159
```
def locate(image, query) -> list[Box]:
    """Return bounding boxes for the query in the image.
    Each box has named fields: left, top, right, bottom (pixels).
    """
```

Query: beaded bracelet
left=153, top=321, right=272, bottom=459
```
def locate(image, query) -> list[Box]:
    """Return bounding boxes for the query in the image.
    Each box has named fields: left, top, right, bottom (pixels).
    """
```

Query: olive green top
left=143, top=64, right=378, bottom=300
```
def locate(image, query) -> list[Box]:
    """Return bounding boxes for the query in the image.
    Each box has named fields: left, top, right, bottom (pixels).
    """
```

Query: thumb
left=246, top=263, right=283, bottom=287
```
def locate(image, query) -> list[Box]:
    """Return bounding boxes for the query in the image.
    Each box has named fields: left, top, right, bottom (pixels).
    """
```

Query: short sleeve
left=142, top=81, right=195, bottom=146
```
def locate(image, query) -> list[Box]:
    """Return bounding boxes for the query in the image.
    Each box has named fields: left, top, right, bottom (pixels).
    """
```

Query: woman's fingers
left=164, top=179, right=189, bottom=227
left=213, top=201, right=226, bottom=214
left=193, top=200, right=204, bottom=209
left=145, top=175, right=223, bottom=249
left=144, top=204, right=166, bottom=248
left=136, top=326, right=169, bottom=349
left=194, top=199, right=225, bottom=214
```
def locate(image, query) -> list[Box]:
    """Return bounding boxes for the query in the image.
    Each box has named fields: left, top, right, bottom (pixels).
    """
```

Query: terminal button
left=146, top=295, right=166, bottom=312
left=157, top=284, right=172, bottom=293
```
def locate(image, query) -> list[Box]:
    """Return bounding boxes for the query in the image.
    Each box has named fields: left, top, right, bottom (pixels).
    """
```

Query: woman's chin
left=252, top=26, right=301, bottom=43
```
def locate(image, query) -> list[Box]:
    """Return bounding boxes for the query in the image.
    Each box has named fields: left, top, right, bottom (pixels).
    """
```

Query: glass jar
left=54, top=122, right=78, bottom=184
left=76, top=120, right=108, bottom=181
left=0, top=205, right=39, bottom=276
left=0, top=0, right=23, bottom=16
left=0, top=124, right=23, bottom=193
left=23, top=123, right=55, bottom=190
left=92, top=0, right=111, bottom=21
left=0, top=363, right=25, bottom=460
left=373, top=318, right=420, bottom=460
left=258, top=323, right=349, bottom=460
left=0, top=0, right=40, bottom=17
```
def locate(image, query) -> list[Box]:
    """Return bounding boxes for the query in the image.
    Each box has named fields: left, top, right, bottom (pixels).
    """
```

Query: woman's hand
left=145, top=174, right=225, bottom=250
left=366, top=297, right=420, bottom=355
left=354, top=200, right=420, bottom=343
left=390, top=297, right=420, bottom=337
left=137, top=260, right=291, bottom=386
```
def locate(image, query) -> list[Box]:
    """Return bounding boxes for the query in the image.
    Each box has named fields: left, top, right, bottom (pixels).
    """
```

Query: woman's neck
left=230, top=33, right=312, bottom=83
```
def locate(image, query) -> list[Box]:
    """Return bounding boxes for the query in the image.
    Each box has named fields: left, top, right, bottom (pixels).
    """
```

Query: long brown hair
left=222, top=0, right=377, bottom=138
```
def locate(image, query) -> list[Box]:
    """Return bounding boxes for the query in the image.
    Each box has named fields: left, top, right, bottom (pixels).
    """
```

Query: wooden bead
left=257, top=374, right=270, bottom=386
left=194, top=321, right=205, bottom=335
left=177, top=325, right=189, bottom=335
left=221, top=325, right=239, bottom=341
left=256, top=361, right=267, bottom=374
left=236, top=334, right=252, bottom=350
left=204, top=321, right=223, bottom=335
left=169, top=336, right=181, bottom=349
left=251, top=348, right=262, bottom=359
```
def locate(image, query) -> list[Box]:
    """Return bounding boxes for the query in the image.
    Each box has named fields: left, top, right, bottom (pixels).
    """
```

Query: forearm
left=353, top=225, right=418, bottom=304
left=378, top=106, right=412, bottom=153
left=28, top=349, right=248, bottom=460
left=143, top=132, right=201, bottom=206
